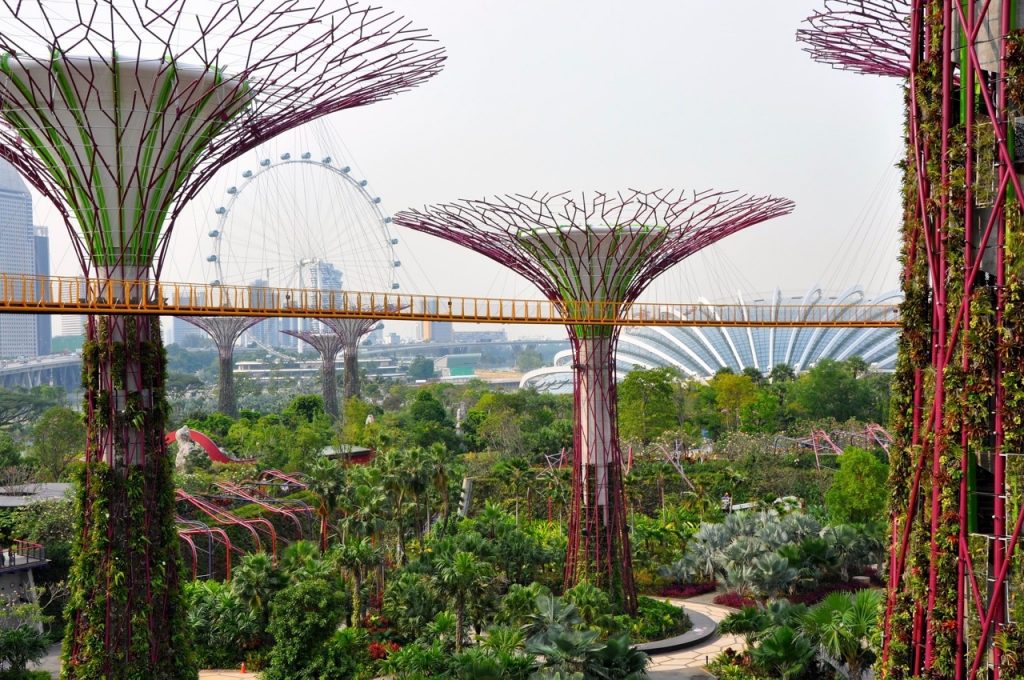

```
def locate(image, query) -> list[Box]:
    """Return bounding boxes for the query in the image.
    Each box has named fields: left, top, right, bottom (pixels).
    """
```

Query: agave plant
left=750, top=553, right=797, bottom=599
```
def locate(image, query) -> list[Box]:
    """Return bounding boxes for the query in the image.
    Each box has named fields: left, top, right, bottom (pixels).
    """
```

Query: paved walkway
left=644, top=597, right=745, bottom=679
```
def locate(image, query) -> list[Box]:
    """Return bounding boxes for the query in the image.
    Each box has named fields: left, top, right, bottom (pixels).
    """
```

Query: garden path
left=644, top=595, right=745, bottom=679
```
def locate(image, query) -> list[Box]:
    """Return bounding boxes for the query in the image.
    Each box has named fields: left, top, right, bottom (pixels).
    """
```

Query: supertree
left=395, top=190, right=793, bottom=612
left=283, top=326, right=346, bottom=420
left=797, top=0, right=911, bottom=78
left=0, top=1, right=443, bottom=676
left=321, top=316, right=386, bottom=401
left=800, top=3, right=1024, bottom=678
left=179, top=316, right=261, bottom=417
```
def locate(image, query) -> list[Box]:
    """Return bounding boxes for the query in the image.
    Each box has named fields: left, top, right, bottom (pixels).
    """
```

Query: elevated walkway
left=0, top=273, right=901, bottom=328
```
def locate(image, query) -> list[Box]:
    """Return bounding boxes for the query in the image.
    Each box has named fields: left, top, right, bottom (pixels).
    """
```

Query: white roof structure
left=521, top=285, right=902, bottom=392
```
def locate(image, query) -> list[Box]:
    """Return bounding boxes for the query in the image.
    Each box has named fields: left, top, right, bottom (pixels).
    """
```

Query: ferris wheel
left=204, top=151, right=401, bottom=295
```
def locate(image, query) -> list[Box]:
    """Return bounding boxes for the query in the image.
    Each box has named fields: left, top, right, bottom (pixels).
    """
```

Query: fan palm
left=436, top=550, right=495, bottom=652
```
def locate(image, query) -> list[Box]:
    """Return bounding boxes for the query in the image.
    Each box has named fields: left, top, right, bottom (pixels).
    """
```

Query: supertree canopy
left=395, top=190, right=794, bottom=611
left=802, top=2, right=1024, bottom=677
left=0, top=1, right=443, bottom=677
left=797, top=0, right=911, bottom=78
left=180, top=316, right=261, bottom=417
left=283, top=326, right=346, bottom=421
left=321, top=316, right=384, bottom=402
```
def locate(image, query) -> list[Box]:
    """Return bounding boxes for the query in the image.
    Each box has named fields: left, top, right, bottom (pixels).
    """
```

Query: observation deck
left=0, top=273, right=901, bottom=328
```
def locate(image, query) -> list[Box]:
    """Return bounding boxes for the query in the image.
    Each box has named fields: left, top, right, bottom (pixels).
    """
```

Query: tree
left=801, top=589, right=882, bottom=679
left=435, top=550, right=495, bottom=652
left=337, top=537, right=382, bottom=627
left=768, top=363, right=796, bottom=384
left=408, top=356, right=435, bottom=380
left=307, top=458, right=345, bottom=552
left=617, top=367, right=679, bottom=444
left=263, top=577, right=346, bottom=680
left=29, top=406, right=85, bottom=482
left=825, top=447, right=888, bottom=524
left=788, top=359, right=872, bottom=422
left=515, top=346, right=544, bottom=372
left=0, top=432, right=21, bottom=468
left=710, top=372, right=757, bottom=431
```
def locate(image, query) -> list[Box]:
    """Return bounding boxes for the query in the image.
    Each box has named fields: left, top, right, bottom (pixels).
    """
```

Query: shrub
left=626, top=597, right=692, bottom=641
left=656, top=582, right=716, bottom=599
left=263, top=577, right=346, bottom=680
left=714, top=591, right=757, bottom=609
left=0, top=626, right=47, bottom=674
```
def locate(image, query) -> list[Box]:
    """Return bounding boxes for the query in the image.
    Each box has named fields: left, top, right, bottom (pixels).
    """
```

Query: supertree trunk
left=322, top=354, right=340, bottom=420
left=66, top=312, right=193, bottom=678
left=217, top=349, right=237, bottom=418
left=564, top=331, right=636, bottom=611
left=343, top=338, right=361, bottom=402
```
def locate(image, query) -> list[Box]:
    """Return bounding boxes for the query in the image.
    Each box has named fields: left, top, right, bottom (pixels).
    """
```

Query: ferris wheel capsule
left=208, top=230, right=220, bottom=238
left=260, top=159, right=272, bottom=167
left=215, top=207, right=227, bottom=215
left=301, top=152, right=312, bottom=160
left=280, top=153, right=291, bottom=160
left=341, top=166, right=351, bottom=174
left=322, top=157, right=332, bottom=164
left=207, top=255, right=218, bottom=262
left=226, top=187, right=237, bottom=195
left=359, top=180, right=368, bottom=187
left=242, top=170, right=253, bottom=178
left=373, top=197, right=381, bottom=204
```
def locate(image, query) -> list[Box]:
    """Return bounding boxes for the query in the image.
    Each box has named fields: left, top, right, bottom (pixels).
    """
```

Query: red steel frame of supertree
left=0, top=2, right=443, bottom=675
left=801, top=2, right=1024, bottom=677
left=798, top=0, right=912, bottom=78
left=394, top=190, right=793, bottom=612
left=180, top=316, right=262, bottom=417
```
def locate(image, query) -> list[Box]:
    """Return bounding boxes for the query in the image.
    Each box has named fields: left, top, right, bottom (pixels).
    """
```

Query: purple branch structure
left=0, top=1, right=443, bottom=675
left=394, top=189, right=794, bottom=611
left=797, top=0, right=911, bottom=78
left=180, top=316, right=261, bottom=417
left=282, top=327, right=347, bottom=420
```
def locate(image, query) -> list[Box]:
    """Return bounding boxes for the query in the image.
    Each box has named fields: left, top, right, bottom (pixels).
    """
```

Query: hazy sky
left=32, top=0, right=906, bottom=341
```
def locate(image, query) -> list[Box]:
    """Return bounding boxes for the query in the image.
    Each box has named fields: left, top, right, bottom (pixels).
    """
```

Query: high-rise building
left=34, top=226, right=50, bottom=355
left=0, top=159, right=38, bottom=358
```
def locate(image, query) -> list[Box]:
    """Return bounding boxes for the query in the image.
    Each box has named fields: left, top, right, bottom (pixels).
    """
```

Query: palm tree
left=749, top=625, right=815, bottom=679
left=800, top=589, right=882, bottom=679
left=337, top=536, right=382, bottom=627
left=278, top=540, right=322, bottom=581
left=423, top=442, right=454, bottom=533
left=230, top=552, right=281, bottom=627
left=307, top=457, right=345, bottom=552
left=435, top=550, right=495, bottom=652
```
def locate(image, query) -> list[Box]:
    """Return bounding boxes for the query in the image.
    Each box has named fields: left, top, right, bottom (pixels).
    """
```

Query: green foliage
left=407, top=357, right=435, bottom=380
left=0, top=625, right=47, bottom=674
left=825, top=447, right=887, bottom=524
left=617, top=367, right=679, bottom=444
left=788, top=359, right=879, bottom=423
left=263, top=577, right=346, bottom=680
left=748, top=625, right=815, bottom=680
left=185, top=580, right=260, bottom=669
left=514, top=346, right=544, bottom=373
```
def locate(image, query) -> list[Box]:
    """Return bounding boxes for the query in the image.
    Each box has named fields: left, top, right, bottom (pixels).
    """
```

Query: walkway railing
left=0, top=273, right=901, bottom=328
left=0, top=540, right=46, bottom=572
